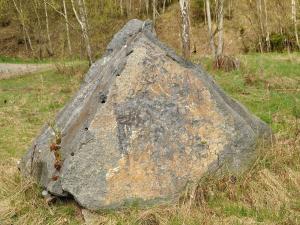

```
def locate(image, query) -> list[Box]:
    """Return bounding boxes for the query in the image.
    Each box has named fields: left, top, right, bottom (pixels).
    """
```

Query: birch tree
left=145, top=0, right=149, bottom=16
left=120, top=0, right=123, bottom=16
left=205, top=0, right=216, bottom=57
left=179, top=0, right=191, bottom=59
left=63, top=0, right=72, bottom=55
left=152, top=0, right=157, bottom=24
left=292, top=0, right=300, bottom=49
left=33, top=0, right=43, bottom=58
left=216, top=0, right=224, bottom=57
left=44, top=0, right=53, bottom=55
left=45, top=0, right=73, bottom=55
left=71, top=0, right=93, bottom=65
left=264, top=0, right=271, bottom=51
left=12, top=0, right=33, bottom=53
left=257, top=0, right=264, bottom=52
left=62, top=0, right=72, bottom=55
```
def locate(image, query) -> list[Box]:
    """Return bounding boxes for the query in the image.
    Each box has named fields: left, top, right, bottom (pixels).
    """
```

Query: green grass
left=194, top=52, right=300, bottom=133
left=0, top=55, right=52, bottom=64
left=0, top=71, right=82, bottom=159
left=0, top=53, right=300, bottom=224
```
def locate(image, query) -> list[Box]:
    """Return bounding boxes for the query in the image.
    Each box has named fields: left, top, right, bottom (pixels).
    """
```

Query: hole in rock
left=126, top=49, right=134, bottom=56
left=71, top=152, right=74, bottom=156
left=84, top=127, right=88, bottom=131
left=99, top=94, right=107, bottom=104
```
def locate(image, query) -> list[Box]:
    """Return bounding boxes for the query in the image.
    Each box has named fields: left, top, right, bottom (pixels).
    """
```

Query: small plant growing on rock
left=48, top=122, right=63, bottom=174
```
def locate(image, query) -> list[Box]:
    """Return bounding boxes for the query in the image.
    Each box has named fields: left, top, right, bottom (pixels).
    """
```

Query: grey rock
left=20, top=19, right=271, bottom=210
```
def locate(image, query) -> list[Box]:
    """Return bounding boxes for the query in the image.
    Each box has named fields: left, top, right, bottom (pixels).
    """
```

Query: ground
left=0, top=63, right=54, bottom=80
left=0, top=53, right=299, bottom=224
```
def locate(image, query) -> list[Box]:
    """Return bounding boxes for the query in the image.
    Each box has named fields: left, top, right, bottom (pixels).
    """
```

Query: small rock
left=42, top=190, right=49, bottom=197
left=16, top=160, right=20, bottom=171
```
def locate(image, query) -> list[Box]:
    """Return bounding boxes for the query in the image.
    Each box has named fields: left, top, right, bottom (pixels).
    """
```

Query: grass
left=0, top=55, right=53, bottom=64
left=0, top=53, right=300, bottom=224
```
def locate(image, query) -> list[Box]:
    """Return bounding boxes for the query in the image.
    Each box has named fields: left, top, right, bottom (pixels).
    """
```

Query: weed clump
left=214, top=55, right=240, bottom=72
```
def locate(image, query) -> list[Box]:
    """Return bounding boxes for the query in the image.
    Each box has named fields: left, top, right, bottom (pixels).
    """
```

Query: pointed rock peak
left=20, top=19, right=270, bottom=210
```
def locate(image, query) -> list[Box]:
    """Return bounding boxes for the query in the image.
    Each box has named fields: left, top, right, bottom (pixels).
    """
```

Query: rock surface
left=20, top=19, right=270, bottom=210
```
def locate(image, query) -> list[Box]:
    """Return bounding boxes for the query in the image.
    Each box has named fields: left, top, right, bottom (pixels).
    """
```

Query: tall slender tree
left=205, top=0, right=216, bottom=57
left=179, top=0, right=191, bottom=59
left=264, top=0, right=271, bottom=51
left=71, top=0, right=93, bottom=65
left=145, top=0, right=149, bottom=16
left=257, top=0, right=264, bottom=52
left=12, top=0, right=33, bottom=53
left=63, top=0, right=72, bottom=55
left=292, top=0, right=300, bottom=49
left=33, top=0, right=42, bottom=58
left=152, top=0, right=157, bottom=24
left=44, top=0, right=53, bottom=55
left=216, top=0, right=224, bottom=58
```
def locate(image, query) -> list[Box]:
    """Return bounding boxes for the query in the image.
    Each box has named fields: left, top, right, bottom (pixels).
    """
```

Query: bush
left=254, top=32, right=300, bottom=52
left=269, top=33, right=286, bottom=52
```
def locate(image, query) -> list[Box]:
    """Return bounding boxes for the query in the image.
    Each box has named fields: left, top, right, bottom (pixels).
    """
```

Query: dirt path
left=0, top=63, right=54, bottom=80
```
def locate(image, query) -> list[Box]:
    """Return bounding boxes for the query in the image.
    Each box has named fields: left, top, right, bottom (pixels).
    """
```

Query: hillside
left=1, top=0, right=296, bottom=60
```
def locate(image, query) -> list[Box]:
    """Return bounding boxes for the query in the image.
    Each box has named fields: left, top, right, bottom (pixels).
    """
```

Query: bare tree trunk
left=205, top=0, right=216, bottom=57
left=12, top=0, right=33, bottom=53
left=22, top=25, right=28, bottom=51
left=257, top=0, right=264, bottom=52
left=126, top=0, right=131, bottom=17
left=179, top=0, right=191, bottom=59
left=152, top=0, right=156, bottom=24
left=120, top=0, right=123, bottom=16
left=145, top=0, right=149, bottom=16
left=216, top=0, right=224, bottom=57
left=139, top=0, right=142, bottom=14
left=163, top=0, right=166, bottom=13
left=25, top=28, right=33, bottom=52
left=204, top=0, right=207, bottom=25
left=71, top=0, right=93, bottom=65
left=63, top=0, right=72, bottom=55
left=44, top=0, right=53, bottom=56
left=292, top=0, right=300, bottom=49
left=228, top=0, right=232, bottom=19
left=33, top=0, right=43, bottom=58
left=264, top=0, right=271, bottom=51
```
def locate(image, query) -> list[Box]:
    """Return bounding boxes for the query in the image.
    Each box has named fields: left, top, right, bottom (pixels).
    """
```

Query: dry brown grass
left=0, top=123, right=299, bottom=224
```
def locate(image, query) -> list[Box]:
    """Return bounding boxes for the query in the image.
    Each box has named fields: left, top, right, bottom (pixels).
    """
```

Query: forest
left=0, top=0, right=300, bottom=225
left=0, top=0, right=299, bottom=61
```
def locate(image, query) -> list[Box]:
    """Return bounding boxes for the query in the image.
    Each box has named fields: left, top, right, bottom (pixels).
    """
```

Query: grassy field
left=0, top=53, right=299, bottom=224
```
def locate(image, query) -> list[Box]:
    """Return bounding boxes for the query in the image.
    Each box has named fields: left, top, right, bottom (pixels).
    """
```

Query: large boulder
left=20, top=19, right=270, bottom=210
